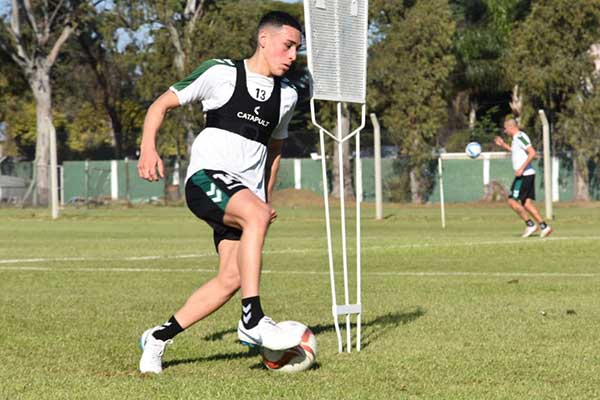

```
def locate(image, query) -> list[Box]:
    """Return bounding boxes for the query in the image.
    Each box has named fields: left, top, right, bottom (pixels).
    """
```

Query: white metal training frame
left=304, top=0, right=368, bottom=353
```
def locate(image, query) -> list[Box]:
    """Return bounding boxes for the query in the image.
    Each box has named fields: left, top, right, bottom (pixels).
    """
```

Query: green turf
left=1, top=202, right=600, bottom=399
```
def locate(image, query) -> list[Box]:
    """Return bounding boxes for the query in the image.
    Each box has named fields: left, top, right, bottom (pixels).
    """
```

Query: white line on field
left=0, top=265, right=597, bottom=278
left=1, top=236, right=598, bottom=266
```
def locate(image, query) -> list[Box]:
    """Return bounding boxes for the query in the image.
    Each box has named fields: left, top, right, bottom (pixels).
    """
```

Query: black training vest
left=204, top=60, right=281, bottom=146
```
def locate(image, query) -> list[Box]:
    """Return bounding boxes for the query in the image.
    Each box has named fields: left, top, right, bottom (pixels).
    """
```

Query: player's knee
left=218, top=269, right=241, bottom=293
left=247, top=204, right=271, bottom=230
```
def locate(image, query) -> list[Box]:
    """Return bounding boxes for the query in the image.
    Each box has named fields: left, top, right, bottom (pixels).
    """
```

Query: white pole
left=111, top=160, right=119, bottom=200
left=320, top=129, right=342, bottom=353
left=336, top=103, right=351, bottom=353
left=552, top=156, right=559, bottom=202
left=438, top=157, right=446, bottom=229
left=355, top=158, right=363, bottom=203
left=370, top=113, right=383, bottom=220
left=538, top=110, right=553, bottom=220
left=294, top=159, right=302, bottom=190
left=355, top=107, right=362, bottom=352
left=59, top=165, right=64, bottom=206
left=173, top=158, right=180, bottom=186
left=483, top=156, right=490, bottom=185
left=49, top=121, right=59, bottom=219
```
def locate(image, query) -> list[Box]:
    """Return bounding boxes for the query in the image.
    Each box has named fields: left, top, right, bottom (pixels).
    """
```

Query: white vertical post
left=355, top=157, right=363, bottom=203
left=336, top=103, right=351, bottom=353
left=84, top=160, right=89, bottom=205
left=49, top=121, right=59, bottom=219
left=539, top=110, right=553, bottom=220
left=173, top=159, right=180, bottom=186
left=438, top=157, right=446, bottom=229
left=294, top=159, right=302, bottom=190
left=320, top=129, right=343, bottom=353
left=552, top=156, right=559, bottom=202
left=483, top=156, right=490, bottom=185
left=111, top=160, right=119, bottom=200
left=59, top=165, right=64, bottom=206
left=370, top=113, right=382, bottom=220
left=355, top=108, right=362, bottom=352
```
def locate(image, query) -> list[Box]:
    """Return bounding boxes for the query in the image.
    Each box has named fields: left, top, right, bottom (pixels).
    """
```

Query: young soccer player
left=494, top=119, right=553, bottom=238
left=137, top=11, right=303, bottom=373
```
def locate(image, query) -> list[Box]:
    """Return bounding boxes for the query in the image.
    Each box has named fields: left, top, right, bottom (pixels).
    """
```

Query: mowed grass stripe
left=1, top=265, right=599, bottom=278
left=1, top=235, right=599, bottom=265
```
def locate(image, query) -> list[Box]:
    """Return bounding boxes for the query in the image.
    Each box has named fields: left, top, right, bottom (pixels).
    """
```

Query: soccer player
left=494, top=119, right=553, bottom=238
left=136, top=11, right=303, bottom=374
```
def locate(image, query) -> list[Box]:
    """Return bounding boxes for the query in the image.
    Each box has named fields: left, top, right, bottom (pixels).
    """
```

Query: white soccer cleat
left=139, top=327, right=173, bottom=374
left=521, top=225, right=537, bottom=238
left=238, top=316, right=302, bottom=351
left=540, top=226, right=553, bottom=238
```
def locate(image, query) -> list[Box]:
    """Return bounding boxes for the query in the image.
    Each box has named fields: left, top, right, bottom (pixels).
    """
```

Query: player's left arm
left=266, top=138, right=284, bottom=204
left=265, top=81, right=297, bottom=204
left=516, top=146, right=536, bottom=177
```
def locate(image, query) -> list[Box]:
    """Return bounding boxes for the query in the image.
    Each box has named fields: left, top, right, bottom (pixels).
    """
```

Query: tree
left=0, top=0, right=87, bottom=203
left=508, top=0, right=600, bottom=200
left=369, top=0, right=455, bottom=203
left=70, top=5, right=141, bottom=158
left=449, top=0, right=525, bottom=130
left=140, top=0, right=212, bottom=156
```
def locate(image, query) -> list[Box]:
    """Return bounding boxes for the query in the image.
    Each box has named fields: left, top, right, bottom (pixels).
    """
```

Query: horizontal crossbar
left=334, top=304, right=362, bottom=316
left=440, top=151, right=510, bottom=160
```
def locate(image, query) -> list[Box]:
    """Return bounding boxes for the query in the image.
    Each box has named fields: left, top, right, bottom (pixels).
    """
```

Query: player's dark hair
left=258, top=11, right=302, bottom=33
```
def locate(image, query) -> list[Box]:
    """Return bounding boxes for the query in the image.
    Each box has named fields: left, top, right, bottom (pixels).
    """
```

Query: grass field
left=1, top=197, right=600, bottom=399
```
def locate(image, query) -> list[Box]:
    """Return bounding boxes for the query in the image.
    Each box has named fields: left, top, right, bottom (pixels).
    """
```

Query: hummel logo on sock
left=241, top=296, right=264, bottom=329
left=242, top=304, right=252, bottom=324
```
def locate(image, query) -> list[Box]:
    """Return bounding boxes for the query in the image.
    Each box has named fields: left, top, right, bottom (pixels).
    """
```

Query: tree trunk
left=468, top=100, right=477, bottom=129
left=573, top=151, right=590, bottom=201
left=409, top=166, right=425, bottom=204
left=331, top=105, right=354, bottom=200
left=509, top=84, right=523, bottom=124
left=30, top=64, right=53, bottom=205
left=106, top=107, right=122, bottom=156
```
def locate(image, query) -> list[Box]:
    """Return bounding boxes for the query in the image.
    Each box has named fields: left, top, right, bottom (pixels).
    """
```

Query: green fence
left=62, top=160, right=163, bottom=203
left=55, top=156, right=597, bottom=204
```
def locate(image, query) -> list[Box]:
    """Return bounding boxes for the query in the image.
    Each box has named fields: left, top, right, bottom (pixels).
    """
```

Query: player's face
left=503, top=122, right=515, bottom=136
left=262, top=25, right=302, bottom=76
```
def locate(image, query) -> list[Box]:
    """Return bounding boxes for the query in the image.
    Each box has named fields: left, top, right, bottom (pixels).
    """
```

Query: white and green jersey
left=170, top=58, right=298, bottom=201
left=511, top=131, right=535, bottom=176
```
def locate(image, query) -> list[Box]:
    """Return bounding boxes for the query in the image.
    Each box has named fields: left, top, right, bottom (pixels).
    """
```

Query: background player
left=495, top=118, right=553, bottom=238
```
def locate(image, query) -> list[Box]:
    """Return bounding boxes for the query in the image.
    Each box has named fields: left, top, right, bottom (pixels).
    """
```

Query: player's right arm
left=138, top=90, right=181, bottom=181
left=494, top=136, right=511, bottom=152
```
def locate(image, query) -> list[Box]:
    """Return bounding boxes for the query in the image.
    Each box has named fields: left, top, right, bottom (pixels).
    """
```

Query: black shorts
left=509, top=174, right=535, bottom=205
left=185, top=169, right=247, bottom=252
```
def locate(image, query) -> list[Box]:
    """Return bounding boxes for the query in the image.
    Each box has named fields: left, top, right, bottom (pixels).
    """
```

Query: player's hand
left=138, top=148, right=164, bottom=181
left=515, top=167, right=524, bottom=177
left=269, top=207, right=278, bottom=224
left=494, top=136, right=505, bottom=147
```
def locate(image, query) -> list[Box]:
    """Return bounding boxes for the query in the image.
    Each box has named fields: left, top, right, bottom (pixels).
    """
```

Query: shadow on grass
left=162, top=346, right=261, bottom=369
left=201, top=307, right=426, bottom=350
left=163, top=309, right=424, bottom=369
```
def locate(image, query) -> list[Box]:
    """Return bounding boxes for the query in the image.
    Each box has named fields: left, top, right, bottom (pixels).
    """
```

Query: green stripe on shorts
left=512, top=178, right=522, bottom=199
left=190, top=170, right=231, bottom=211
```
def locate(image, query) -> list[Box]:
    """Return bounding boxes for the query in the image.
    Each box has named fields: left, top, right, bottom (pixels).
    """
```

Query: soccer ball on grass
left=260, top=321, right=317, bottom=372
